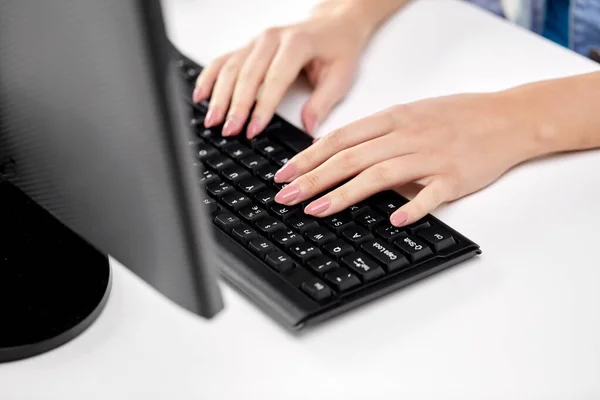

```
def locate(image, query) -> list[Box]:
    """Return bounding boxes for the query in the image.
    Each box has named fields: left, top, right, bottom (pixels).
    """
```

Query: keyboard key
left=354, top=208, right=384, bottom=230
left=257, top=164, right=279, bottom=184
left=231, top=224, right=258, bottom=245
left=240, top=154, right=269, bottom=172
left=205, top=155, right=234, bottom=171
left=255, top=142, right=284, bottom=158
left=201, top=197, right=219, bottom=214
left=248, top=238, right=276, bottom=259
left=239, top=204, right=266, bottom=222
left=325, top=268, right=361, bottom=292
left=341, top=252, right=385, bottom=282
left=272, top=151, right=294, bottom=167
left=223, top=143, right=252, bottom=160
left=214, top=211, right=241, bottom=233
left=198, top=127, right=216, bottom=139
left=323, top=239, right=354, bottom=260
left=190, top=117, right=205, bottom=131
left=266, top=250, right=294, bottom=272
left=301, top=279, right=333, bottom=302
left=360, top=240, right=409, bottom=272
left=341, top=226, right=374, bottom=245
left=222, top=166, right=251, bottom=184
left=407, top=220, right=432, bottom=234
left=348, top=203, right=368, bottom=216
left=199, top=169, right=219, bottom=185
left=272, top=229, right=303, bottom=249
left=255, top=189, right=277, bottom=207
left=288, top=215, right=319, bottom=233
left=197, top=143, right=219, bottom=161
left=323, top=213, right=355, bottom=234
left=375, top=223, right=404, bottom=242
left=394, top=233, right=433, bottom=263
left=255, top=216, right=285, bottom=236
left=375, top=197, right=407, bottom=216
left=238, top=178, right=266, bottom=196
left=268, top=126, right=313, bottom=153
left=282, top=267, right=314, bottom=289
left=269, top=204, right=300, bottom=221
left=417, top=226, right=456, bottom=252
left=305, top=227, right=335, bottom=246
left=273, top=182, right=289, bottom=191
left=289, top=242, right=322, bottom=263
left=208, top=136, right=237, bottom=148
left=222, top=192, right=252, bottom=211
left=206, top=181, right=234, bottom=198
left=307, top=256, right=339, bottom=275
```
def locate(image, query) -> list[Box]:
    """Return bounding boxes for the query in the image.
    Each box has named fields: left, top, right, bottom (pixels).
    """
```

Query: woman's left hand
left=272, top=90, right=547, bottom=226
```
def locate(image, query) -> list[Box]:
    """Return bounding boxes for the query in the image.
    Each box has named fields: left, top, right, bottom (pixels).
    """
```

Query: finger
left=274, top=133, right=415, bottom=205
left=247, top=31, right=313, bottom=139
left=274, top=108, right=396, bottom=183
left=193, top=53, right=230, bottom=103
left=303, top=154, right=431, bottom=217
left=205, top=48, right=250, bottom=129
left=301, top=61, right=355, bottom=134
left=390, top=179, right=452, bottom=226
left=226, top=31, right=280, bottom=136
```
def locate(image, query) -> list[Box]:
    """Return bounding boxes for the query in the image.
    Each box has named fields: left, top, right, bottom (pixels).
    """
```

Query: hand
left=193, top=3, right=373, bottom=139
left=272, top=91, right=545, bottom=226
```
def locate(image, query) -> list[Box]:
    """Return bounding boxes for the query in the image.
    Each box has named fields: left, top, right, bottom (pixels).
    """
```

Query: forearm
left=311, top=0, right=413, bottom=43
left=504, top=71, right=600, bottom=159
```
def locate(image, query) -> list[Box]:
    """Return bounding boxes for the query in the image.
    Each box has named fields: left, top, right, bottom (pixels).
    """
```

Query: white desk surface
left=3, top=0, right=600, bottom=398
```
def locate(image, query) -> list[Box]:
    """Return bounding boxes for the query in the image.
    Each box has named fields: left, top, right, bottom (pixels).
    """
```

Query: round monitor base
left=0, top=182, right=112, bottom=363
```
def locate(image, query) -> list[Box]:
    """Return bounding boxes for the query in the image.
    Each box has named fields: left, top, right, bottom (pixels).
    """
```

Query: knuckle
left=229, top=100, right=251, bottom=115
left=335, top=186, right=351, bottom=206
left=331, top=149, right=356, bottom=170
left=282, top=29, right=307, bottom=46
left=261, top=27, right=281, bottom=42
left=324, top=129, right=345, bottom=150
left=222, top=59, right=242, bottom=76
left=294, top=151, right=313, bottom=170
left=300, top=172, right=320, bottom=191
left=371, top=163, right=395, bottom=184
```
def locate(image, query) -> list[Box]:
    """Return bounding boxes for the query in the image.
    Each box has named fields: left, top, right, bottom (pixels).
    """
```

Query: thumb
left=301, top=61, right=355, bottom=134
left=390, top=179, right=451, bottom=227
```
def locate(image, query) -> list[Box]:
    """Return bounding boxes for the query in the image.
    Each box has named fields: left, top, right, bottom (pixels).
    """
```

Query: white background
left=2, top=0, right=600, bottom=398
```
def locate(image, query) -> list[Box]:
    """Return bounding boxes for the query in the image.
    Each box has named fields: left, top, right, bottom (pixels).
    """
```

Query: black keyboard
left=174, top=51, right=481, bottom=329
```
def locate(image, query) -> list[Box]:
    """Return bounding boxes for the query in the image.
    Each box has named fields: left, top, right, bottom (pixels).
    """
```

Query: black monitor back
left=0, top=0, right=224, bottom=317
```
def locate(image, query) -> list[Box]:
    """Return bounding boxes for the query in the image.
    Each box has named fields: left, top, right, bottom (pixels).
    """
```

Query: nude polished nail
left=274, top=163, right=296, bottom=183
left=304, top=198, right=330, bottom=215
left=390, top=211, right=408, bottom=226
left=274, top=185, right=299, bottom=204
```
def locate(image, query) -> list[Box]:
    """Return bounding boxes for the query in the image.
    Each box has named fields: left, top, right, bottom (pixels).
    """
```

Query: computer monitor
left=0, top=0, right=224, bottom=359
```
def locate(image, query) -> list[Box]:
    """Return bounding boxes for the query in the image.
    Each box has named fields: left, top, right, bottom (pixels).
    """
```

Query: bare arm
left=311, top=0, right=414, bottom=43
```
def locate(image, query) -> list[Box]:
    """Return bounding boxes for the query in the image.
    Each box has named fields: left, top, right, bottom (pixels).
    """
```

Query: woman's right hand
left=193, top=3, right=374, bottom=139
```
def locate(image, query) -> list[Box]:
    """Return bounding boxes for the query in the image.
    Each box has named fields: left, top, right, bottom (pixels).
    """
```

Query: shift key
left=360, top=240, right=409, bottom=272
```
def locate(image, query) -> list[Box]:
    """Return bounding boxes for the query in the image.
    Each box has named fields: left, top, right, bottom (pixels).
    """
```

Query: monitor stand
left=0, top=181, right=111, bottom=363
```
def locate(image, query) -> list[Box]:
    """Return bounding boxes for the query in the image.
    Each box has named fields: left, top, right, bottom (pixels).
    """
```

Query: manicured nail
left=192, top=86, right=203, bottom=103
left=204, top=108, right=218, bottom=127
left=222, top=116, right=241, bottom=136
left=274, top=163, right=296, bottom=183
left=274, top=185, right=299, bottom=204
left=390, top=211, right=408, bottom=226
left=312, top=137, right=320, bottom=143
left=304, top=197, right=330, bottom=215
left=247, top=117, right=264, bottom=139
left=304, top=111, right=318, bottom=134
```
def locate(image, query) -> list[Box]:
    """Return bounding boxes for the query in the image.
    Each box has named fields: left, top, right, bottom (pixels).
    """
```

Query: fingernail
left=304, top=197, right=330, bottom=216
left=247, top=118, right=264, bottom=139
left=274, top=185, right=299, bottom=204
left=192, top=86, right=203, bottom=103
left=304, top=111, right=318, bottom=134
left=222, top=116, right=241, bottom=136
left=390, top=211, right=408, bottom=226
left=274, top=163, right=296, bottom=183
left=204, top=108, right=218, bottom=127
left=312, top=137, right=320, bottom=144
